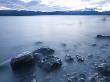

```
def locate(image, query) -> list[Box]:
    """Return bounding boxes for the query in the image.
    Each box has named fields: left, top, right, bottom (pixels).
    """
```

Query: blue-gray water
left=0, top=15, right=110, bottom=82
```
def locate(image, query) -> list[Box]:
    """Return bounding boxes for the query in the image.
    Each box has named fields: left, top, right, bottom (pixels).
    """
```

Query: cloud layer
left=0, top=0, right=110, bottom=11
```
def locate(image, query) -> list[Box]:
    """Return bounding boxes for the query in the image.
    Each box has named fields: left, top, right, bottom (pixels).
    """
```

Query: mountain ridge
left=0, top=10, right=110, bottom=16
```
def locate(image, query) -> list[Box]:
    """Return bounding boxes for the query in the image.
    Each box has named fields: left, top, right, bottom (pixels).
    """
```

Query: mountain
left=0, top=10, right=110, bottom=16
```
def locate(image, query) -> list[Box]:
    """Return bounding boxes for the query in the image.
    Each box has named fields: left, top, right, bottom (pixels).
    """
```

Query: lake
left=0, top=15, right=110, bottom=82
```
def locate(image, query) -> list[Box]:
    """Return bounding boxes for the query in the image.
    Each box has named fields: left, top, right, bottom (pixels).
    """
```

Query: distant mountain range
left=0, top=10, right=110, bottom=16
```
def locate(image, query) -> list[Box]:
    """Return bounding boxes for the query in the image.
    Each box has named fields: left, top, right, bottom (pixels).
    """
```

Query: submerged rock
left=34, top=41, right=43, bottom=45
left=90, top=77, right=97, bottom=82
left=39, top=55, right=62, bottom=71
left=100, top=44, right=109, bottom=49
left=79, top=74, right=86, bottom=79
left=33, top=48, right=55, bottom=55
left=67, top=75, right=78, bottom=82
left=103, top=77, right=110, bottom=82
left=96, top=35, right=110, bottom=39
left=79, top=78, right=85, bottom=82
left=61, top=43, right=67, bottom=47
left=76, top=55, right=85, bottom=63
left=96, top=63, right=110, bottom=76
left=31, top=78, right=37, bottom=82
left=87, top=54, right=94, bottom=59
left=10, top=51, right=35, bottom=70
left=91, top=44, right=97, bottom=47
left=65, top=55, right=74, bottom=63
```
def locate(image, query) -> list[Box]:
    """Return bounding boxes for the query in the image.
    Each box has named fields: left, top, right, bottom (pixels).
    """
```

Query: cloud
left=40, top=0, right=110, bottom=11
left=0, top=0, right=109, bottom=11
left=0, top=6, right=10, bottom=10
left=0, top=0, right=40, bottom=10
left=20, top=0, right=33, bottom=3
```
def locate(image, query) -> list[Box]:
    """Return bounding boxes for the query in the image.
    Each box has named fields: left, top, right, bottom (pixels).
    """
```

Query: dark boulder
left=96, top=63, right=110, bottom=76
left=32, top=48, right=55, bottom=61
left=96, top=35, right=110, bottom=39
left=32, top=48, right=55, bottom=55
left=39, top=55, right=62, bottom=71
left=10, top=51, right=35, bottom=70
left=32, top=48, right=62, bottom=71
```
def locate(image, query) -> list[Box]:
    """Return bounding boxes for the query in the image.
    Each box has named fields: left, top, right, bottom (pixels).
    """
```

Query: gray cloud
left=0, top=0, right=40, bottom=10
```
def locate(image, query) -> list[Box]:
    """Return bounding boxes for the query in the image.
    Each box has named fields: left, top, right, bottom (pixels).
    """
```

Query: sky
left=0, top=0, right=110, bottom=11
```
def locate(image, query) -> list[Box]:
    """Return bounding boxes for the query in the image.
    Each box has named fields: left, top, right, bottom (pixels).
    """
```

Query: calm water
left=0, top=15, right=110, bottom=82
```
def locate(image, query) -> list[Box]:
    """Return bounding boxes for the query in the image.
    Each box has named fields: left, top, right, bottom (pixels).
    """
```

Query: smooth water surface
left=0, top=15, right=110, bottom=82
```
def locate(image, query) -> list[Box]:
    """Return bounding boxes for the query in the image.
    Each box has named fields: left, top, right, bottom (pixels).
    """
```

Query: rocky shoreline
left=1, top=35, right=110, bottom=82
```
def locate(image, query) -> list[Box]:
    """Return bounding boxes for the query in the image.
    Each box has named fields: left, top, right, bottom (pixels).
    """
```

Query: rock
left=91, top=44, right=96, bottom=47
left=32, top=48, right=55, bottom=55
left=106, top=56, right=110, bottom=63
left=61, top=43, right=67, bottom=47
left=34, top=41, right=43, bottom=45
left=31, top=78, right=37, bottom=82
left=32, top=48, right=55, bottom=61
left=10, top=51, right=35, bottom=70
left=79, top=78, right=85, bottom=82
left=32, top=48, right=62, bottom=71
left=96, top=63, right=110, bottom=76
left=103, top=77, right=110, bottom=82
left=67, top=76, right=78, bottom=82
left=100, top=44, right=109, bottom=49
left=33, top=53, right=43, bottom=61
left=76, top=55, right=84, bottom=63
left=90, top=77, right=97, bottom=82
left=96, top=35, right=110, bottom=39
left=39, top=55, right=62, bottom=71
left=79, top=74, right=86, bottom=79
left=66, top=73, right=78, bottom=82
left=87, top=54, right=94, bottom=59
left=65, top=55, right=74, bottom=62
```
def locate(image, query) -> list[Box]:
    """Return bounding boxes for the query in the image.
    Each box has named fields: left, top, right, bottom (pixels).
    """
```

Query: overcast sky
left=0, top=0, right=110, bottom=11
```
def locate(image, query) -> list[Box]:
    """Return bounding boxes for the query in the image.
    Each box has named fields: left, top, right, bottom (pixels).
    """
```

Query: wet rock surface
left=32, top=48, right=55, bottom=55
left=32, top=48, right=55, bottom=61
left=34, top=41, right=43, bottom=45
left=65, top=73, right=87, bottom=82
left=32, top=48, right=62, bottom=71
left=91, top=44, right=97, bottom=47
left=1, top=36, right=110, bottom=82
left=96, top=63, right=110, bottom=76
left=4, top=45, right=110, bottom=82
left=76, top=55, right=85, bottom=63
left=65, top=55, right=74, bottom=63
left=10, top=51, right=35, bottom=70
left=10, top=48, right=62, bottom=72
left=96, top=35, right=110, bottom=39
left=89, top=77, right=97, bottom=82
left=39, top=55, right=62, bottom=71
